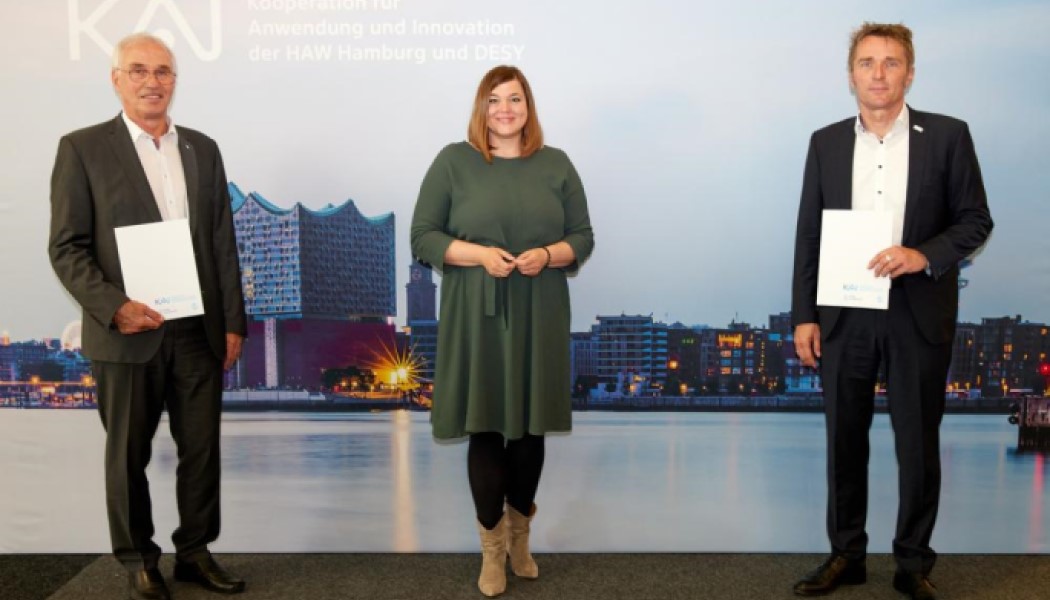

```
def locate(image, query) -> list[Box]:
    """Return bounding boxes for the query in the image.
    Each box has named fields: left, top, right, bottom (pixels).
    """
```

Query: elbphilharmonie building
left=229, top=183, right=396, bottom=389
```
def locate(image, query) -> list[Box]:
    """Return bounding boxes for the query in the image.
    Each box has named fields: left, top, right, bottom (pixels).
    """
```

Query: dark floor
left=0, top=554, right=100, bottom=600
left=2, top=553, right=1047, bottom=600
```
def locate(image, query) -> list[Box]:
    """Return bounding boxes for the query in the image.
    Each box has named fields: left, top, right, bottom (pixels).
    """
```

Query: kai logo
left=69, top=0, right=222, bottom=61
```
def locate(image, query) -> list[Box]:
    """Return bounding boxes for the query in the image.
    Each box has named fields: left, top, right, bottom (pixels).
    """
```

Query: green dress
left=410, top=142, right=594, bottom=439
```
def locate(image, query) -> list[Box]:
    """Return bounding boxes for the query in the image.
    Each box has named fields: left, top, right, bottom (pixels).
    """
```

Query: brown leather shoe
left=129, top=567, right=170, bottom=600
left=173, top=555, right=246, bottom=594
left=892, top=570, right=938, bottom=600
left=793, top=555, right=867, bottom=596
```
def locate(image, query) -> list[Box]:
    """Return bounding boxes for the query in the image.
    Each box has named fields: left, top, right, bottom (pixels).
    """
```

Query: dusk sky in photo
left=3, top=0, right=1047, bottom=340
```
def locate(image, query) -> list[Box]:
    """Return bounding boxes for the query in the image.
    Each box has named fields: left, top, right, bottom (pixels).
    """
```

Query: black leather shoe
left=793, top=555, right=867, bottom=596
left=173, top=555, right=246, bottom=594
left=892, top=569, right=938, bottom=600
left=129, top=567, right=171, bottom=600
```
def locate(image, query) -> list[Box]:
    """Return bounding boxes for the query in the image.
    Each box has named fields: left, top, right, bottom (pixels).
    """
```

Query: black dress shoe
left=793, top=554, right=867, bottom=596
left=892, top=569, right=938, bottom=600
left=129, top=567, right=171, bottom=600
left=173, top=555, right=246, bottom=594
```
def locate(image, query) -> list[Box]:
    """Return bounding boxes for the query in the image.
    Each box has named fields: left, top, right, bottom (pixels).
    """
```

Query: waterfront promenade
left=1, top=384, right=1023, bottom=414
left=573, top=393, right=1016, bottom=413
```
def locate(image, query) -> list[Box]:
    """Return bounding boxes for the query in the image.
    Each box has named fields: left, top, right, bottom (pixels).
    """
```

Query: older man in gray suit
left=49, top=33, right=246, bottom=600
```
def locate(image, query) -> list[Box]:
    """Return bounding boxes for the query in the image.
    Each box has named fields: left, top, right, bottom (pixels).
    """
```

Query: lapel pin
left=912, top=125, right=924, bottom=133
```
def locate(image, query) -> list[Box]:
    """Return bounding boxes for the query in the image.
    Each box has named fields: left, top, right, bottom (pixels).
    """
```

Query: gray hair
left=111, top=32, right=177, bottom=71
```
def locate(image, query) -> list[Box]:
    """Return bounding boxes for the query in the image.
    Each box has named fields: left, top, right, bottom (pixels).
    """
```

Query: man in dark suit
left=48, top=33, right=247, bottom=600
left=790, top=23, right=992, bottom=600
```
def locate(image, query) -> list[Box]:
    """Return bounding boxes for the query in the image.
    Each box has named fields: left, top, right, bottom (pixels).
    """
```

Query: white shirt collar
left=121, top=112, right=178, bottom=143
left=854, top=105, right=910, bottom=137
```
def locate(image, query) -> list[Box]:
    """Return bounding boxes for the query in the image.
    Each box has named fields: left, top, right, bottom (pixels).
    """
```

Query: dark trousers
left=93, top=317, right=223, bottom=571
left=820, top=287, right=950, bottom=575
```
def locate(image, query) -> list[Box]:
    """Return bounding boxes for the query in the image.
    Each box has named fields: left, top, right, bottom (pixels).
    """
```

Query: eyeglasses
left=118, top=67, right=177, bottom=84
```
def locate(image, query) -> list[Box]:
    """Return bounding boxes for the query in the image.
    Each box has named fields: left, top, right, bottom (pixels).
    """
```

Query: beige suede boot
left=476, top=515, right=508, bottom=597
left=506, top=504, right=539, bottom=579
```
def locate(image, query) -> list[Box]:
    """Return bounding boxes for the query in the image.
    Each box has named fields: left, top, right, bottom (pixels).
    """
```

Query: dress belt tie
left=483, top=274, right=511, bottom=329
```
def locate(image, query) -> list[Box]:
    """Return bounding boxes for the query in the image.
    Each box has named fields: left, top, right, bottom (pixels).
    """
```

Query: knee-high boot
left=506, top=504, right=538, bottom=579
left=476, top=515, right=508, bottom=597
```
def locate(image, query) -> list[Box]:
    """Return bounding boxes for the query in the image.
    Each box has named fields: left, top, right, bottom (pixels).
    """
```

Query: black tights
left=468, top=432, right=545, bottom=530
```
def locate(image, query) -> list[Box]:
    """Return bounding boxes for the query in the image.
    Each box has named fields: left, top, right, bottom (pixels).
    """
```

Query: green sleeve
left=561, top=157, right=594, bottom=273
left=410, top=147, right=456, bottom=271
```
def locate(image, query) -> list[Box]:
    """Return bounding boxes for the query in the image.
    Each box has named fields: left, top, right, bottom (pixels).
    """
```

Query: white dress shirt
left=122, top=112, right=189, bottom=222
left=852, top=106, right=909, bottom=246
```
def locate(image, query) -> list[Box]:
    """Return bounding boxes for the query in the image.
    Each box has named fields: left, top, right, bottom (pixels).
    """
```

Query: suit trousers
left=93, top=317, right=224, bottom=571
left=820, top=286, right=950, bottom=575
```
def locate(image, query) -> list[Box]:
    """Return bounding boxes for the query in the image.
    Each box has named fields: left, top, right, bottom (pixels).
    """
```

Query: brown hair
left=848, top=22, right=914, bottom=71
left=467, top=65, right=544, bottom=163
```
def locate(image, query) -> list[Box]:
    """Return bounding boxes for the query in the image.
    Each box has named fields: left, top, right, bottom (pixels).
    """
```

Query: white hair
left=111, top=32, right=177, bottom=71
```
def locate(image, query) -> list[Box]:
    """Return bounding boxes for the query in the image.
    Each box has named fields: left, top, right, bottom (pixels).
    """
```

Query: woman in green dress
left=410, top=65, right=594, bottom=597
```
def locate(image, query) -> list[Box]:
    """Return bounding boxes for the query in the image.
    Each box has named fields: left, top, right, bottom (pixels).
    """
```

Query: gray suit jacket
left=49, top=115, right=246, bottom=363
left=791, top=107, right=993, bottom=344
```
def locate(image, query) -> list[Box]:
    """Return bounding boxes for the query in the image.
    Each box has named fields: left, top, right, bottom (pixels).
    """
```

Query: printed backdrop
left=1, top=0, right=1047, bottom=553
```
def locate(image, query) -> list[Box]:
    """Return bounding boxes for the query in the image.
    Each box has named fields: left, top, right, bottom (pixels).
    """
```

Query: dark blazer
left=49, top=115, right=246, bottom=363
left=791, top=107, right=993, bottom=344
